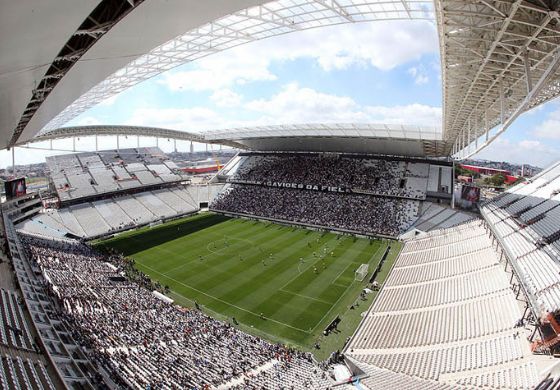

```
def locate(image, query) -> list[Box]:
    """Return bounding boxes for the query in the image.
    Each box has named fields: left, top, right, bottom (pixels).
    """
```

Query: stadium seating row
left=46, top=148, right=185, bottom=201
left=410, top=203, right=475, bottom=232
left=378, top=266, right=510, bottom=311
left=354, top=292, right=519, bottom=349
left=211, top=184, right=419, bottom=236
left=452, top=362, right=538, bottom=390
left=480, top=164, right=560, bottom=319
left=397, top=236, right=490, bottom=267
left=0, top=289, right=35, bottom=351
left=16, top=187, right=199, bottom=239
left=353, top=333, right=525, bottom=380
left=19, top=235, right=334, bottom=389
left=404, top=221, right=485, bottom=252
left=228, top=154, right=454, bottom=200
left=346, top=220, right=538, bottom=389
left=386, top=248, right=499, bottom=285
left=0, top=355, right=55, bottom=390
left=223, top=358, right=333, bottom=389
left=350, top=358, right=459, bottom=390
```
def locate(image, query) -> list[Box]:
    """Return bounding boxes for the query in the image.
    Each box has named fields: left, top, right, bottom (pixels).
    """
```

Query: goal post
left=355, top=264, right=369, bottom=282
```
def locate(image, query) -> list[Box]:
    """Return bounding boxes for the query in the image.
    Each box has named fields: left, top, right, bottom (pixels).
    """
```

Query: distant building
left=459, top=164, right=518, bottom=184
left=457, top=175, right=473, bottom=183
left=461, top=164, right=510, bottom=176
left=181, top=159, right=223, bottom=174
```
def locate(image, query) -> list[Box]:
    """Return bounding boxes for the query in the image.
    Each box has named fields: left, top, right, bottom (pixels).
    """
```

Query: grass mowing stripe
left=159, top=223, right=285, bottom=288
left=180, top=222, right=310, bottom=291
left=279, top=238, right=341, bottom=295
left=97, top=213, right=229, bottom=254
left=220, top=231, right=327, bottom=306
left=246, top=235, right=344, bottom=322
left=94, top=212, right=397, bottom=359
left=278, top=289, right=333, bottom=305
left=313, top=240, right=372, bottom=303
left=203, top=230, right=310, bottom=300
left=261, top=236, right=358, bottom=330
left=331, top=263, right=358, bottom=287
left=311, top=275, right=357, bottom=332
left=138, top=261, right=310, bottom=333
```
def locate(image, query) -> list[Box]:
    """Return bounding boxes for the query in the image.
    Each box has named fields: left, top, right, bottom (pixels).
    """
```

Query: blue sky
left=2, top=20, right=559, bottom=168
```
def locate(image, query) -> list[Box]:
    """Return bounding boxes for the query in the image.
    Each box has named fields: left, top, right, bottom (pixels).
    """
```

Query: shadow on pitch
left=98, top=213, right=231, bottom=255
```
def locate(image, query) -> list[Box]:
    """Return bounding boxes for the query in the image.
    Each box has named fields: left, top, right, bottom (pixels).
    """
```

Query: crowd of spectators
left=211, top=185, right=419, bottom=236
left=230, top=358, right=332, bottom=389
left=231, top=154, right=427, bottom=199
left=22, top=235, right=332, bottom=389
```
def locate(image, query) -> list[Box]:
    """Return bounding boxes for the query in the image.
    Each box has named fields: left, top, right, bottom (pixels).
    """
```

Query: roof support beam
left=499, top=76, right=504, bottom=125
left=40, top=1, right=433, bottom=136
left=317, top=0, right=355, bottom=22
left=449, top=0, right=523, bottom=135
left=401, top=0, right=412, bottom=18
left=446, top=2, right=559, bottom=157
left=8, top=0, right=146, bottom=148
left=524, top=48, right=533, bottom=93
left=457, top=45, right=560, bottom=160
left=21, top=125, right=246, bottom=149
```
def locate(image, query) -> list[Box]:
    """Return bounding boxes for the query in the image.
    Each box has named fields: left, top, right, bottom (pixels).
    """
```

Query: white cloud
left=71, top=116, right=102, bottom=126
left=244, top=83, right=441, bottom=126
left=407, top=66, right=429, bottom=85
left=474, top=137, right=558, bottom=167
left=535, top=122, right=560, bottom=139
left=210, top=89, right=242, bottom=108
left=528, top=101, right=560, bottom=139
left=416, top=74, right=429, bottom=85
left=119, top=84, right=441, bottom=135
left=245, top=83, right=364, bottom=122
left=297, top=20, right=438, bottom=71
left=158, top=52, right=276, bottom=92
left=158, top=21, right=438, bottom=92
left=125, top=107, right=228, bottom=131
left=518, top=140, right=541, bottom=149
left=364, top=103, right=441, bottom=125
left=534, top=118, right=560, bottom=140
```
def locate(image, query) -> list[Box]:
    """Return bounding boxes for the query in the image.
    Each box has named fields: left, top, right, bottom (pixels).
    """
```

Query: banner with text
left=239, top=180, right=352, bottom=193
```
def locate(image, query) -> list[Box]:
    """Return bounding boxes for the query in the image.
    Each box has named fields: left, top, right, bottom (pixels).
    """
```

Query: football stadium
left=2, top=1, right=560, bottom=389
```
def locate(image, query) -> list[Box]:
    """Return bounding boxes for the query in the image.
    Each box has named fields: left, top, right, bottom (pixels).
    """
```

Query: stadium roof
left=203, top=123, right=445, bottom=156
left=29, top=123, right=445, bottom=157
left=438, top=0, right=560, bottom=158
left=1, top=0, right=268, bottom=149
left=3, top=0, right=560, bottom=158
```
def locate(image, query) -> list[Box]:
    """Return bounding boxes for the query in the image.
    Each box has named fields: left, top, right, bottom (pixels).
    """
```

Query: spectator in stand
left=232, top=154, right=426, bottom=199
left=211, top=185, right=418, bottom=236
left=21, top=235, right=332, bottom=389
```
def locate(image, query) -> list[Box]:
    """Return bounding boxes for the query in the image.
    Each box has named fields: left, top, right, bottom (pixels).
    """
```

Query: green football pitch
left=94, top=213, right=400, bottom=358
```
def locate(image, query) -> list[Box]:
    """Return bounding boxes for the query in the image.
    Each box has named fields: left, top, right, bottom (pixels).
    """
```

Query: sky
left=2, top=19, right=560, bottom=169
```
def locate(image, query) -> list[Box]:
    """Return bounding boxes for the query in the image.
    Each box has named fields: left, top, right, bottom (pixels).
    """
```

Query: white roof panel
left=17, top=0, right=264, bottom=146
left=0, top=0, right=101, bottom=149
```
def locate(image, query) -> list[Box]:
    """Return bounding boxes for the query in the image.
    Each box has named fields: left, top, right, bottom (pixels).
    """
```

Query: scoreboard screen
left=4, top=178, right=26, bottom=200
left=461, top=184, right=480, bottom=203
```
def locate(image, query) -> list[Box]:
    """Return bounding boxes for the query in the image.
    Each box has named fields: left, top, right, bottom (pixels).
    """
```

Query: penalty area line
left=310, top=243, right=387, bottom=333
left=279, top=289, right=333, bottom=306
left=138, top=262, right=311, bottom=334
left=311, top=276, right=356, bottom=333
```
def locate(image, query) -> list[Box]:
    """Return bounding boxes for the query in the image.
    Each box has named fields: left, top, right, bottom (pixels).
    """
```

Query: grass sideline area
left=94, top=212, right=401, bottom=360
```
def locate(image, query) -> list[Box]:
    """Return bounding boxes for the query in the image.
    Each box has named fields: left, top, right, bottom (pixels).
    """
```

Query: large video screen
left=4, top=178, right=26, bottom=200
left=461, top=184, right=480, bottom=203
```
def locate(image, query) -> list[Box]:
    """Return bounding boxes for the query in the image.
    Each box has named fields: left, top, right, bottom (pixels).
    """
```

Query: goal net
left=355, top=264, right=369, bottom=282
